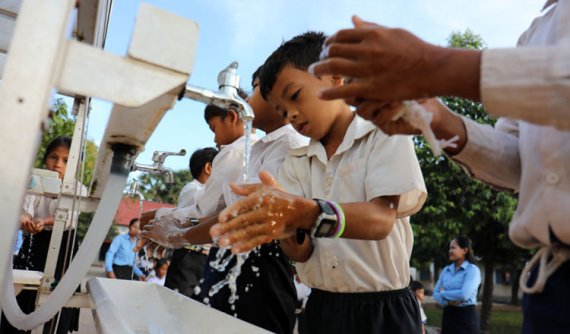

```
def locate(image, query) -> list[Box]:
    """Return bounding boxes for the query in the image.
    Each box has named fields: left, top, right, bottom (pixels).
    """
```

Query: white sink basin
left=87, top=277, right=271, bottom=334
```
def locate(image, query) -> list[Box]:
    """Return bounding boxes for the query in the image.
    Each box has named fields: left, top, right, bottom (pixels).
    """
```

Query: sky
left=79, top=0, right=545, bottom=175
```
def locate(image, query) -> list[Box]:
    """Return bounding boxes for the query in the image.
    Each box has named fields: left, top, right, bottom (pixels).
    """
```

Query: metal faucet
left=183, top=62, right=254, bottom=122
left=123, top=180, right=145, bottom=201
left=131, top=149, right=186, bottom=183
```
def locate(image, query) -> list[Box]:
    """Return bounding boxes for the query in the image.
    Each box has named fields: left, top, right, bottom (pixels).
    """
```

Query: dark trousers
left=112, top=264, right=135, bottom=280
left=522, top=259, right=570, bottom=334
left=441, top=305, right=479, bottom=334
left=302, top=288, right=421, bottom=334
left=164, top=248, right=207, bottom=297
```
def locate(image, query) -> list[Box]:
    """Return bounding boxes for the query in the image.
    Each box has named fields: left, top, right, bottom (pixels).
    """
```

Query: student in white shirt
left=146, top=147, right=217, bottom=297
left=213, top=32, right=427, bottom=334
left=308, top=3, right=570, bottom=333
left=139, top=69, right=307, bottom=333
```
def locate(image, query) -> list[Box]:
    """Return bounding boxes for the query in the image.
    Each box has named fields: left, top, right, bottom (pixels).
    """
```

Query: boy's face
left=208, top=115, right=239, bottom=146
left=249, top=78, right=284, bottom=132
left=266, top=65, right=344, bottom=141
left=415, top=288, right=425, bottom=303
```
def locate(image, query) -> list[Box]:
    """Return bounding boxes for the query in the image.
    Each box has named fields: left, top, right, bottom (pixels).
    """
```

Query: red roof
left=114, top=198, right=175, bottom=226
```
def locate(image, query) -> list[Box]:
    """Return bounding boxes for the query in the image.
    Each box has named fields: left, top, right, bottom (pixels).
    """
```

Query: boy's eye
left=291, top=89, right=301, bottom=102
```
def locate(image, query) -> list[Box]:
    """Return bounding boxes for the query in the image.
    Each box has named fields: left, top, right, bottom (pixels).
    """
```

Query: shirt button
left=545, top=172, right=560, bottom=185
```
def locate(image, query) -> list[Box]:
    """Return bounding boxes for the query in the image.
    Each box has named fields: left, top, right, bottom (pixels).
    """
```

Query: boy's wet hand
left=139, top=215, right=189, bottom=249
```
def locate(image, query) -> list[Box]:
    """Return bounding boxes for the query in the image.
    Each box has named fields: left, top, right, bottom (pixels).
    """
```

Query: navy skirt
left=441, top=305, right=479, bottom=334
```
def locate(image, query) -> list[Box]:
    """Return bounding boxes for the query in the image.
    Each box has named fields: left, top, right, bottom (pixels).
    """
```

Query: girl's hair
left=454, top=236, right=477, bottom=264
left=43, top=136, right=72, bottom=164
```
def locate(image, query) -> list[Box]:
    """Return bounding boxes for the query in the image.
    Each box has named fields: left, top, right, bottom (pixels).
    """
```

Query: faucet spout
left=131, top=149, right=186, bottom=184
left=183, top=62, right=255, bottom=122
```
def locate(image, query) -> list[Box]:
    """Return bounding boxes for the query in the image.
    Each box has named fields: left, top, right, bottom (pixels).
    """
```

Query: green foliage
left=36, top=98, right=98, bottom=186
left=137, top=169, right=193, bottom=204
left=447, top=28, right=486, bottom=50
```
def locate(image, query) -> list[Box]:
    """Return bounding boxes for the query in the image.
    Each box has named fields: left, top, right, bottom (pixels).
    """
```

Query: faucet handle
left=151, top=149, right=187, bottom=163
left=218, top=61, right=240, bottom=90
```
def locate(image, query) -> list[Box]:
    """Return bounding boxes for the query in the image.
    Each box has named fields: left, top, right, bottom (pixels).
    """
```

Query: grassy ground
left=424, top=303, right=523, bottom=334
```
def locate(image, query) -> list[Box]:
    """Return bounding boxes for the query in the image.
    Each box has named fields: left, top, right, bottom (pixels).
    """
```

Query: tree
left=136, top=169, right=193, bottom=204
left=410, top=30, right=530, bottom=333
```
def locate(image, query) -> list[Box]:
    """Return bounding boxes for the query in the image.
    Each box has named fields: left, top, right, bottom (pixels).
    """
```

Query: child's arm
left=279, top=235, right=313, bottom=263
left=212, top=171, right=400, bottom=253
left=135, top=214, right=219, bottom=251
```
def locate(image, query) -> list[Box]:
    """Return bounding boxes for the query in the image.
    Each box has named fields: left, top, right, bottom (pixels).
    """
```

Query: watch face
left=317, top=220, right=335, bottom=236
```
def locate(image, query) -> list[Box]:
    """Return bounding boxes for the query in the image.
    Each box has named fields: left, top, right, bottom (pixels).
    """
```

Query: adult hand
left=309, top=16, right=481, bottom=103
left=309, top=16, right=439, bottom=103
left=138, top=275, right=146, bottom=282
left=106, top=271, right=116, bottom=279
left=138, top=215, right=190, bottom=250
left=211, top=171, right=318, bottom=254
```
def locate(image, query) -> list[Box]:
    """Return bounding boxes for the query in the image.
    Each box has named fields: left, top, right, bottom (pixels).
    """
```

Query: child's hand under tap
left=137, top=215, right=190, bottom=250
left=212, top=171, right=317, bottom=254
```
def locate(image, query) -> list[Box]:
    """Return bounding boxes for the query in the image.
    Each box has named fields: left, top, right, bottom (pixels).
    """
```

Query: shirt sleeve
left=365, top=132, right=427, bottom=217
left=451, top=116, right=521, bottom=192
left=177, top=182, right=200, bottom=208
left=481, top=45, right=570, bottom=130
left=132, top=262, right=144, bottom=278
left=105, top=236, right=120, bottom=272
left=432, top=272, right=448, bottom=306
left=198, top=146, right=244, bottom=215
left=441, top=265, right=481, bottom=303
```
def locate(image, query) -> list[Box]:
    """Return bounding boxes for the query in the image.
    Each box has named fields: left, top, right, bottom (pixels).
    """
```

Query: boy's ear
left=227, top=109, right=240, bottom=126
left=203, top=162, right=212, bottom=176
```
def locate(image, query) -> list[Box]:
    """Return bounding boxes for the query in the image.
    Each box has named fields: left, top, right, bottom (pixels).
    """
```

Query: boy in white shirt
left=212, top=32, right=427, bottom=333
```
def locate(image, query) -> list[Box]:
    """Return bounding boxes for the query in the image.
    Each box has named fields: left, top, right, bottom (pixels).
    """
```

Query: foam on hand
left=391, top=100, right=459, bottom=157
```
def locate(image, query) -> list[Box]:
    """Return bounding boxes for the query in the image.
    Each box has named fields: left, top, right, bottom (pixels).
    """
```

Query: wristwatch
left=310, top=199, right=338, bottom=238
left=189, top=218, right=200, bottom=226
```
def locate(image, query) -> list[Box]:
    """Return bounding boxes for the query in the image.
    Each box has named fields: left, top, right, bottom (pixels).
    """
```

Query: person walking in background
left=105, top=218, right=145, bottom=281
left=433, top=236, right=481, bottom=334
left=147, top=259, right=169, bottom=286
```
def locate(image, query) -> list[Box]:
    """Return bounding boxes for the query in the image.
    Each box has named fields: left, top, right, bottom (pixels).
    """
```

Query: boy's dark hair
left=43, top=136, right=72, bottom=164
left=129, top=218, right=139, bottom=227
left=203, top=88, right=249, bottom=123
left=251, top=65, right=263, bottom=87
left=259, top=31, right=326, bottom=100
left=156, top=258, right=169, bottom=269
left=189, top=147, right=218, bottom=179
left=409, top=280, right=424, bottom=292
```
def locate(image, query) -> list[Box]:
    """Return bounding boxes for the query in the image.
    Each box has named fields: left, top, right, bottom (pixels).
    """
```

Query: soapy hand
left=137, top=214, right=191, bottom=250
left=211, top=171, right=317, bottom=254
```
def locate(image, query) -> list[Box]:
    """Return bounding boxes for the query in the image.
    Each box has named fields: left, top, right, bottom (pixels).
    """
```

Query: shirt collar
left=219, top=133, right=258, bottom=151
left=260, top=124, right=296, bottom=144
left=446, top=260, right=470, bottom=272
left=543, top=0, right=557, bottom=11
left=305, top=114, right=376, bottom=162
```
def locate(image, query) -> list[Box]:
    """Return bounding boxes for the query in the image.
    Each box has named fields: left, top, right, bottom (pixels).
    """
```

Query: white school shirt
left=453, top=0, right=570, bottom=248
left=155, top=179, right=204, bottom=218
left=23, top=184, right=88, bottom=230
left=224, top=124, right=308, bottom=206
left=170, top=134, right=258, bottom=220
left=278, top=115, right=427, bottom=292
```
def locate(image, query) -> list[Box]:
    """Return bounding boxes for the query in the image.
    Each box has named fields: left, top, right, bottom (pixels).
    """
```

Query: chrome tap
left=131, top=149, right=186, bottom=183
left=123, top=180, right=145, bottom=201
left=183, top=62, right=254, bottom=122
